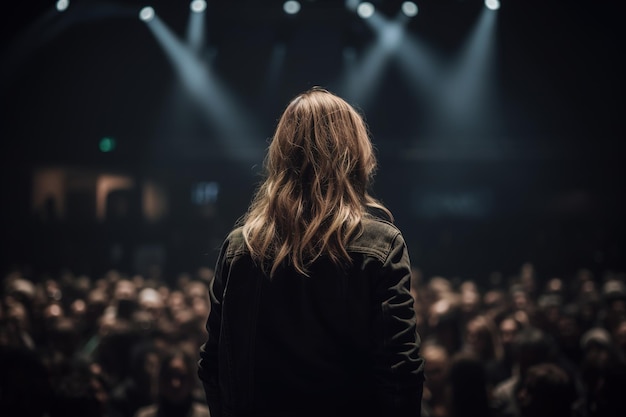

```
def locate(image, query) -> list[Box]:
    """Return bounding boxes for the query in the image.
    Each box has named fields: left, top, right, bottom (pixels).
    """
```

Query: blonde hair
left=241, top=87, right=391, bottom=277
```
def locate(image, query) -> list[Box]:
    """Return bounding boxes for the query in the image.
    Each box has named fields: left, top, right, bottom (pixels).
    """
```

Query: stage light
left=436, top=4, right=499, bottom=140
left=283, top=1, right=301, bottom=15
left=357, top=2, right=375, bottom=19
left=401, top=1, right=418, bottom=17
left=345, top=0, right=360, bottom=12
left=336, top=12, right=403, bottom=110
left=99, top=137, right=116, bottom=153
left=144, top=17, right=263, bottom=161
left=190, top=0, right=207, bottom=13
left=485, top=0, right=500, bottom=10
left=56, top=0, right=69, bottom=12
left=381, top=23, right=403, bottom=49
left=187, top=1, right=207, bottom=52
left=139, top=6, right=155, bottom=22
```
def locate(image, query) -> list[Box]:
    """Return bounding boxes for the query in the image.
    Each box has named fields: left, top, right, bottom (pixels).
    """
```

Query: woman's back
left=198, top=88, right=424, bottom=417
left=201, top=216, right=423, bottom=416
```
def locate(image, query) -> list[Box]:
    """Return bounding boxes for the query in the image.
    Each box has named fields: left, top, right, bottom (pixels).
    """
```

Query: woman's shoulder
left=348, top=213, right=405, bottom=261
left=226, top=226, right=245, bottom=241
left=222, top=226, right=247, bottom=257
left=361, top=211, right=402, bottom=236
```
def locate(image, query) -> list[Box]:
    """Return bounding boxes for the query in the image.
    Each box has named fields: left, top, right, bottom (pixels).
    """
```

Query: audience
left=460, top=314, right=504, bottom=388
left=447, top=352, right=492, bottom=417
left=516, top=363, right=578, bottom=417
left=421, top=343, right=451, bottom=417
left=1, top=262, right=625, bottom=417
left=134, top=349, right=210, bottom=417
left=109, top=341, right=161, bottom=417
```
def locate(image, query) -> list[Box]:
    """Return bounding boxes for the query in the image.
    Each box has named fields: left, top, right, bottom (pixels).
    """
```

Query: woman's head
left=267, top=87, right=376, bottom=198
left=243, top=87, right=390, bottom=276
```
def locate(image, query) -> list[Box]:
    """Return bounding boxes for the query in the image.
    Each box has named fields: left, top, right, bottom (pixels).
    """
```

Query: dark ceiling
left=1, top=0, right=624, bottom=166
left=0, top=0, right=624, bottom=278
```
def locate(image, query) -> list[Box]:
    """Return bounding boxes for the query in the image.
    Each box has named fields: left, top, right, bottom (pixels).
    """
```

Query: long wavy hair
left=241, top=87, right=392, bottom=277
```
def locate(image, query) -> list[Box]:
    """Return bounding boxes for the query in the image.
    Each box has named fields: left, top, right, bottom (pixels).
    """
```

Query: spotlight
left=283, top=1, right=301, bottom=15
left=190, top=0, right=207, bottom=13
left=345, top=0, right=360, bottom=12
left=357, top=2, right=375, bottom=19
left=139, top=6, right=155, bottom=21
left=56, top=0, right=69, bottom=12
left=401, top=1, right=418, bottom=17
left=485, top=0, right=500, bottom=10
left=188, top=0, right=207, bottom=52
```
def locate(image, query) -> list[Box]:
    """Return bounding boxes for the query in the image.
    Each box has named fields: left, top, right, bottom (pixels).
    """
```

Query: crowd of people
left=0, top=267, right=213, bottom=417
left=412, top=263, right=626, bottom=417
left=1, top=261, right=626, bottom=417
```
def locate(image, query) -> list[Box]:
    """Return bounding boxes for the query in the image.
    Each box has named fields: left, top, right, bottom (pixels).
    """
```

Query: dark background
left=1, top=0, right=624, bottom=286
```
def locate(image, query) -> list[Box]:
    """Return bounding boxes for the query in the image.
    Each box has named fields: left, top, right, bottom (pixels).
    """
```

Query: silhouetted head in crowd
left=499, top=315, right=522, bottom=350
left=183, top=282, right=210, bottom=336
left=544, top=277, right=565, bottom=296
left=579, top=327, right=616, bottom=406
left=517, top=363, right=578, bottom=417
left=519, top=262, right=537, bottom=296
left=167, top=290, right=187, bottom=316
left=94, top=315, right=136, bottom=383
left=157, top=349, right=197, bottom=407
left=5, top=297, right=32, bottom=333
left=427, top=298, right=463, bottom=354
left=421, top=342, right=450, bottom=402
left=42, top=278, right=62, bottom=301
left=428, top=276, right=455, bottom=301
left=129, top=341, right=161, bottom=387
left=537, top=292, right=563, bottom=329
left=511, top=286, right=531, bottom=312
left=459, top=282, right=482, bottom=319
left=86, top=287, right=109, bottom=319
left=464, top=314, right=503, bottom=362
left=448, top=352, right=491, bottom=417
left=484, top=289, right=506, bottom=309
left=602, top=278, right=626, bottom=331
left=138, top=287, right=165, bottom=323
left=512, top=327, right=558, bottom=378
left=46, top=316, right=80, bottom=360
left=108, top=341, right=161, bottom=417
left=176, top=273, right=192, bottom=291
left=6, top=278, right=36, bottom=313
left=112, top=279, right=138, bottom=321
left=613, top=318, right=626, bottom=358
left=556, top=303, right=584, bottom=364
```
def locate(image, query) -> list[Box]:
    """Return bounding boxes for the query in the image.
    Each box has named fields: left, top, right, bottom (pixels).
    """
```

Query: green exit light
left=99, top=137, right=116, bottom=152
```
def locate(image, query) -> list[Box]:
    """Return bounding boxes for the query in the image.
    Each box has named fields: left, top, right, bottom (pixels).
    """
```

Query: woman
left=198, top=87, right=424, bottom=417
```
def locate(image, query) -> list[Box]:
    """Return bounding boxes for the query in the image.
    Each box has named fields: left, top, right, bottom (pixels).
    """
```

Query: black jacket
left=198, top=214, right=425, bottom=417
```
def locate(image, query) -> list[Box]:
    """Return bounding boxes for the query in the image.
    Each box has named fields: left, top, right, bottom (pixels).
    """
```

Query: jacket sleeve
left=371, top=232, right=425, bottom=416
left=198, top=238, right=229, bottom=417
